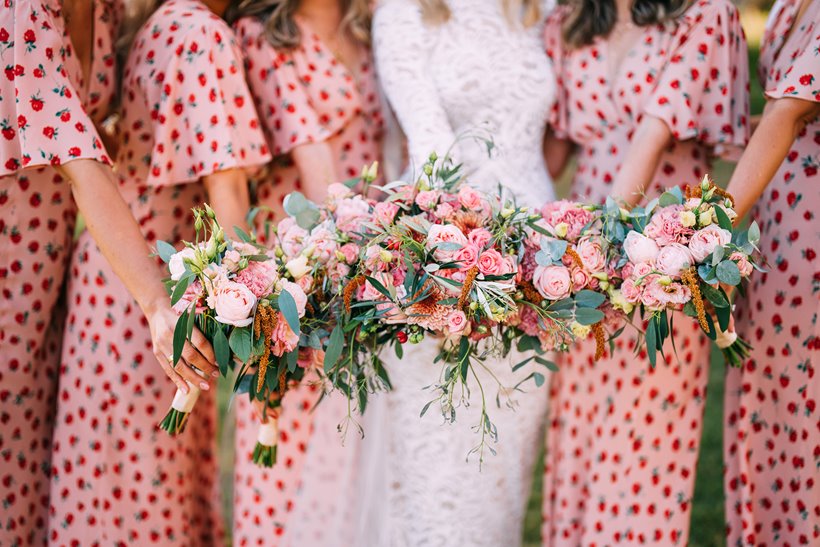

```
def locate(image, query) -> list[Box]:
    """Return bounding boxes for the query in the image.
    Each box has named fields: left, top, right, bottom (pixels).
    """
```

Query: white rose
left=169, top=247, right=197, bottom=281
left=285, top=254, right=311, bottom=280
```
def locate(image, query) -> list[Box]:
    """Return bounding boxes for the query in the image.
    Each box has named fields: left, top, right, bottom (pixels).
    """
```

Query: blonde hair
left=226, top=0, right=373, bottom=49
left=419, top=0, right=541, bottom=27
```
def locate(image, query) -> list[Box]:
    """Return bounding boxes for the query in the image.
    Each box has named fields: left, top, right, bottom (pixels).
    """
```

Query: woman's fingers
left=175, top=357, right=211, bottom=391
left=182, top=339, right=218, bottom=377
left=190, top=328, right=218, bottom=373
left=154, top=348, right=190, bottom=394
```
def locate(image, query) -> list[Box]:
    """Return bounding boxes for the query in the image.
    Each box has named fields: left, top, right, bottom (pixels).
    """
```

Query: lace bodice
left=374, top=0, right=557, bottom=206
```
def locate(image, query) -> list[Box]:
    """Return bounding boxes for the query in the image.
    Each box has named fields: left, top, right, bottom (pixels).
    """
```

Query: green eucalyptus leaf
left=323, top=326, right=344, bottom=372
left=747, top=221, right=760, bottom=245
left=716, top=260, right=741, bottom=286
left=714, top=205, right=733, bottom=231
left=156, top=241, right=177, bottom=263
left=229, top=326, right=253, bottom=363
left=574, top=307, right=605, bottom=326
left=213, top=327, right=231, bottom=376
left=574, top=290, right=606, bottom=309
left=277, top=288, right=301, bottom=336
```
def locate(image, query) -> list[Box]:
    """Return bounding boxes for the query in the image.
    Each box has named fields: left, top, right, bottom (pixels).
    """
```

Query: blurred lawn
left=218, top=21, right=766, bottom=547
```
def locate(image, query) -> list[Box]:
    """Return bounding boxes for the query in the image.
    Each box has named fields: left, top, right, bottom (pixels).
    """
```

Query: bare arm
left=726, top=97, right=820, bottom=220
left=543, top=129, right=575, bottom=180
left=203, top=168, right=252, bottom=238
left=60, top=159, right=217, bottom=392
left=291, top=142, right=339, bottom=202
left=609, top=115, right=673, bottom=207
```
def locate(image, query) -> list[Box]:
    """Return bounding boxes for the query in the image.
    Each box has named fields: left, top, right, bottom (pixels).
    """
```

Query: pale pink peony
left=655, top=244, right=694, bottom=277
left=644, top=205, right=693, bottom=246
left=624, top=231, right=660, bottom=263
left=533, top=265, right=572, bottom=300
left=214, top=282, right=256, bottom=327
left=688, top=225, right=731, bottom=262
left=426, top=224, right=468, bottom=261
left=277, top=217, right=308, bottom=258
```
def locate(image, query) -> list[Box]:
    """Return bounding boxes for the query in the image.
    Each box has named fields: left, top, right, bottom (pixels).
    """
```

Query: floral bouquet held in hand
left=157, top=206, right=315, bottom=467
left=606, top=176, right=761, bottom=367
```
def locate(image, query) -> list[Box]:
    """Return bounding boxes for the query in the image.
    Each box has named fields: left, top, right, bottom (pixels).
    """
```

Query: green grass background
left=218, top=39, right=767, bottom=547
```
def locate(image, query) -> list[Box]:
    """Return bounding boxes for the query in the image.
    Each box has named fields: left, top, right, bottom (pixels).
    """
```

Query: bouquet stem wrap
left=715, top=326, right=751, bottom=368
left=158, top=382, right=201, bottom=435
left=252, top=419, right=279, bottom=467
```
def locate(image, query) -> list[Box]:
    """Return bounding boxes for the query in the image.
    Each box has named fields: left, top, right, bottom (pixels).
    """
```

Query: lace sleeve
left=373, top=0, right=457, bottom=171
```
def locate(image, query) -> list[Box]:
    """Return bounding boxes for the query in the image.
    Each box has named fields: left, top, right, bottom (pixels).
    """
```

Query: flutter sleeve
left=372, top=0, right=458, bottom=172
left=644, top=0, right=750, bottom=150
left=0, top=1, right=110, bottom=176
left=234, top=17, right=344, bottom=157
left=144, top=20, right=270, bottom=187
left=763, top=2, right=820, bottom=103
left=542, top=8, right=569, bottom=139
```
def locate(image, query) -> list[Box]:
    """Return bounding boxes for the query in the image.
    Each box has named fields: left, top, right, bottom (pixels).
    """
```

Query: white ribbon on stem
left=257, top=419, right=279, bottom=447
left=171, top=381, right=201, bottom=413
left=714, top=328, right=738, bottom=349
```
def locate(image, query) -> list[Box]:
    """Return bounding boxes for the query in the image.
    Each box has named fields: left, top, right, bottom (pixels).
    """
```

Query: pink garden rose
left=655, top=243, right=694, bottom=277
left=624, top=231, right=660, bottom=263
left=271, top=313, right=299, bottom=357
left=415, top=190, right=441, bottom=211
left=280, top=279, right=307, bottom=316
left=433, top=202, right=455, bottom=220
left=306, top=223, right=338, bottom=264
left=277, top=217, right=308, bottom=258
left=477, top=248, right=505, bottom=276
left=729, top=252, right=754, bottom=277
left=639, top=281, right=664, bottom=311
left=221, top=249, right=242, bottom=272
left=644, top=205, right=693, bottom=245
left=214, top=282, right=256, bottom=327
left=540, top=200, right=595, bottom=242
left=447, top=310, right=468, bottom=333
left=172, top=279, right=206, bottom=315
left=373, top=201, right=400, bottom=225
left=632, top=261, right=655, bottom=279
left=575, top=237, right=605, bottom=272
left=457, top=185, right=483, bottom=210
left=467, top=228, right=492, bottom=249
left=620, top=278, right=642, bottom=303
left=335, top=196, right=371, bottom=234
left=453, top=243, right=480, bottom=270
left=426, top=224, right=468, bottom=261
left=688, top=225, right=731, bottom=262
left=339, top=242, right=360, bottom=264
left=570, top=267, right=591, bottom=292
left=533, top=265, right=572, bottom=300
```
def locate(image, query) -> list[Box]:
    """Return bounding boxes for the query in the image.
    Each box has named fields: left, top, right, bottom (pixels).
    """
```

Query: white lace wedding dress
left=352, top=1, right=558, bottom=545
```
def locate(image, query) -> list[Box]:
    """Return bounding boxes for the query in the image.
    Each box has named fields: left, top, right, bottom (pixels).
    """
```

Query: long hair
left=225, top=0, right=372, bottom=49
left=115, top=0, right=164, bottom=66
left=562, top=0, right=695, bottom=47
left=418, top=0, right=542, bottom=27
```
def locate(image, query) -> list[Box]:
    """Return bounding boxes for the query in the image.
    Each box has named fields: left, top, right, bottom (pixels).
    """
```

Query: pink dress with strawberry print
left=724, top=1, right=820, bottom=545
left=48, top=1, right=270, bottom=545
left=230, top=15, right=383, bottom=546
left=0, top=1, right=119, bottom=544
left=541, top=1, right=749, bottom=545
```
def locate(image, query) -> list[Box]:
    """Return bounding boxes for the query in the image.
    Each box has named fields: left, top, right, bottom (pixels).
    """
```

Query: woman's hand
left=145, top=303, right=218, bottom=394
left=252, top=399, right=281, bottom=422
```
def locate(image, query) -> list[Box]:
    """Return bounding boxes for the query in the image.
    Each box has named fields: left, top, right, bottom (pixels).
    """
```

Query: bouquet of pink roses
left=603, top=177, right=761, bottom=367
left=157, top=206, right=315, bottom=467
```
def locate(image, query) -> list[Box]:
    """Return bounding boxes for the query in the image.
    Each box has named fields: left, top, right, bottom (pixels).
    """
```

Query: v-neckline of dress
left=294, top=15, right=369, bottom=85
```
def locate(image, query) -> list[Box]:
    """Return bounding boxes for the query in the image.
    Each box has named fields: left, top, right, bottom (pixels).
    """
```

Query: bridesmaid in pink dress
left=723, top=1, right=820, bottom=545
left=48, top=0, right=270, bottom=544
left=541, top=1, right=748, bottom=544
left=0, top=1, right=119, bottom=543
left=230, top=1, right=382, bottom=543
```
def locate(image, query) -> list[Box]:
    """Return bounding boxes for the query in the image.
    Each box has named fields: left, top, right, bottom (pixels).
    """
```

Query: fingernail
left=212, top=371, right=220, bottom=377
left=200, top=382, right=210, bottom=391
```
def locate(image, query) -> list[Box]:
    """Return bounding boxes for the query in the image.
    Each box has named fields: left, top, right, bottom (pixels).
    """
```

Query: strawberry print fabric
left=231, top=15, right=382, bottom=545
left=234, top=15, right=383, bottom=221
left=545, top=0, right=749, bottom=200
left=0, top=1, right=119, bottom=545
left=541, top=1, right=749, bottom=545
left=48, top=1, right=269, bottom=545
left=724, top=1, right=820, bottom=545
